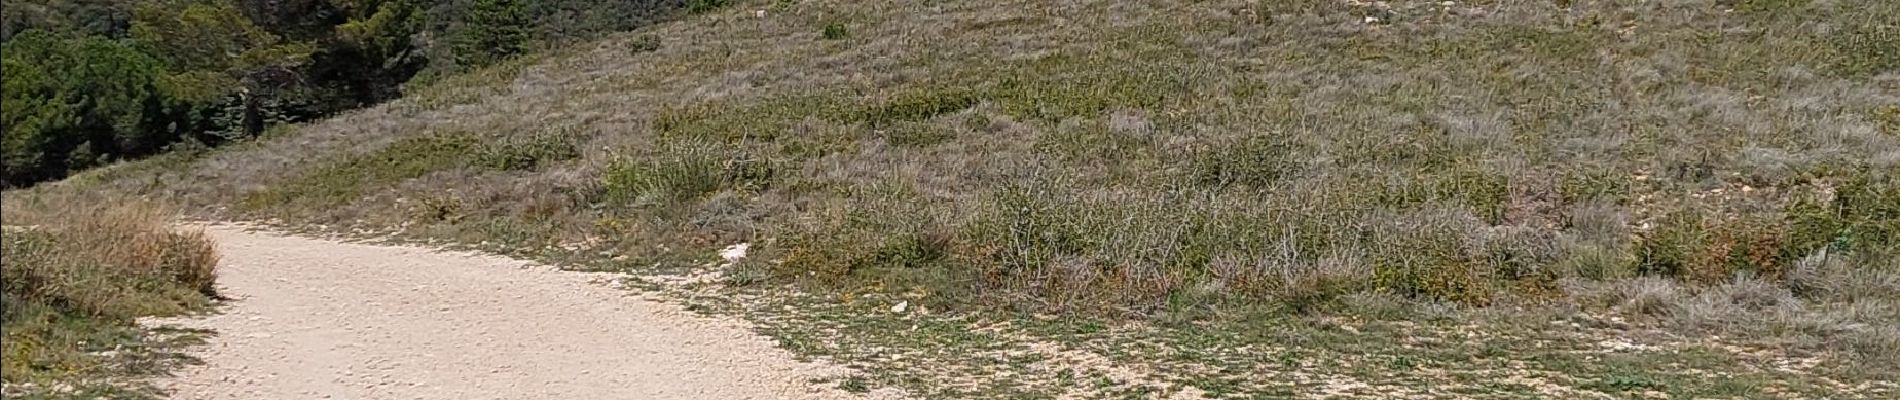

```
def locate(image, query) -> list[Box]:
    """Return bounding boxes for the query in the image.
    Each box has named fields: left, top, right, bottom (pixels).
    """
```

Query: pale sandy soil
left=153, top=225, right=888, bottom=400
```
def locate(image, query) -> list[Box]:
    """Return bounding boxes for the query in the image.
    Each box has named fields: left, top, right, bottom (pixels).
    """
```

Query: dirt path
left=154, top=225, right=877, bottom=400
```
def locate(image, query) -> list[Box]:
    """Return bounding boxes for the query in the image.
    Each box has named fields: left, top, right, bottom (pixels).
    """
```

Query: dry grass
left=12, top=0, right=1900, bottom=395
left=1, top=198, right=218, bottom=398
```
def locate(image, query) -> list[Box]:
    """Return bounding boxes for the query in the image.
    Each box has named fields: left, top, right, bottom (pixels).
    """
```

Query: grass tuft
left=1, top=200, right=218, bottom=398
left=601, top=140, right=773, bottom=207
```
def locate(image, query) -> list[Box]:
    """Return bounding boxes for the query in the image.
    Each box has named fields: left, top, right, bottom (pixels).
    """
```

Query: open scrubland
left=10, top=0, right=1899, bottom=397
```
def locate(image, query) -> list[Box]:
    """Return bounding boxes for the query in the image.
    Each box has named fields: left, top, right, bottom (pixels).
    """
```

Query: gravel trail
left=156, top=225, right=871, bottom=400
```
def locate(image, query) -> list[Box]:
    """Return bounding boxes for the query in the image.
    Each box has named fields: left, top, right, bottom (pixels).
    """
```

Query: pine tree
left=1, top=31, right=167, bottom=185
left=453, top=0, right=527, bottom=69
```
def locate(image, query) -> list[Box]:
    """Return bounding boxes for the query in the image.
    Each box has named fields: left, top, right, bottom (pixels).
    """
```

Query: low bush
left=1189, top=135, right=1305, bottom=189
left=821, top=22, right=849, bottom=40
left=628, top=34, right=662, bottom=54
left=475, top=130, right=582, bottom=172
left=773, top=185, right=953, bottom=287
left=601, top=140, right=774, bottom=206
left=1, top=201, right=218, bottom=396
left=863, top=85, right=982, bottom=128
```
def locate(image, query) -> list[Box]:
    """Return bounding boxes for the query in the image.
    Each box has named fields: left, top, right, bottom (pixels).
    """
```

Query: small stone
left=720, top=243, right=750, bottom=263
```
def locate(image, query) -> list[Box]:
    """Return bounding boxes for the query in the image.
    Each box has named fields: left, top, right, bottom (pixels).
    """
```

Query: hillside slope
left=20, top=0, right=1900, bottom=397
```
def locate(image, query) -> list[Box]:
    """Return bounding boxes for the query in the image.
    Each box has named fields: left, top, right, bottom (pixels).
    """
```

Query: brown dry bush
left=2, top=198, right=219, bottom=394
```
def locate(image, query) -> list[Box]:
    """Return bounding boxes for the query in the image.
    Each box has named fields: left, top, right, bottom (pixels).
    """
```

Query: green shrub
left=1638, top=209, right=1709, bottom=281
left=1789, top=172, right=1900, bottom=256
left=629, top=34, right=663, bottom=54
left=960, top=180, right=1093, bottom=290
left=1554, top=241, right=1638, bottom=281
left=603, top=142, right=725, bottom=205
left=1832, top=173, right=1900, bottom=252
left=722, top=258, right=770, bottom=287
left=1363, top=211, right=1499, bottom=304
left=821, top=22, right=849, bottom=40
left=955, top=180, right=1312, bottom=310
left=410, top=193, right=467, bottom=223
left=601, top=141, right=774, bottom=206
left=1639, top=208, right=1794, bottom=284
left=475, top=132, right=582, bottom=171
left=1560, top=167, right=1633, bottom=204
left=1191, top=135, right=1304, bottom=189
left=863, top=85, right=981, bottom=128
left=1625, top=171, right=1895, bottom=287
left=687, top=0, right=730, bottom=14
left=1876, top=105, right=1900, bottom=136
left=777, top=209, right=951, bottom=285
left=1359, top=167, right=1512, bottom=224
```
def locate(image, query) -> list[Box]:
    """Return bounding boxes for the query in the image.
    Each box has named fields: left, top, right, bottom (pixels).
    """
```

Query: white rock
left=890, top=301, right=908, bottom=314
left=719, top=243, right=750, bottom=263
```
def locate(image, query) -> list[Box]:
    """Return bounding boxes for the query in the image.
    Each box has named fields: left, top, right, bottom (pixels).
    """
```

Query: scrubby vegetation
left=84, top=0, right=1894, bottom=312
left=9, top=0, right=1899, bottom=396
left=1, top=0, right=706, bottom=187
left=0, top=200, right=219, bottom=398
